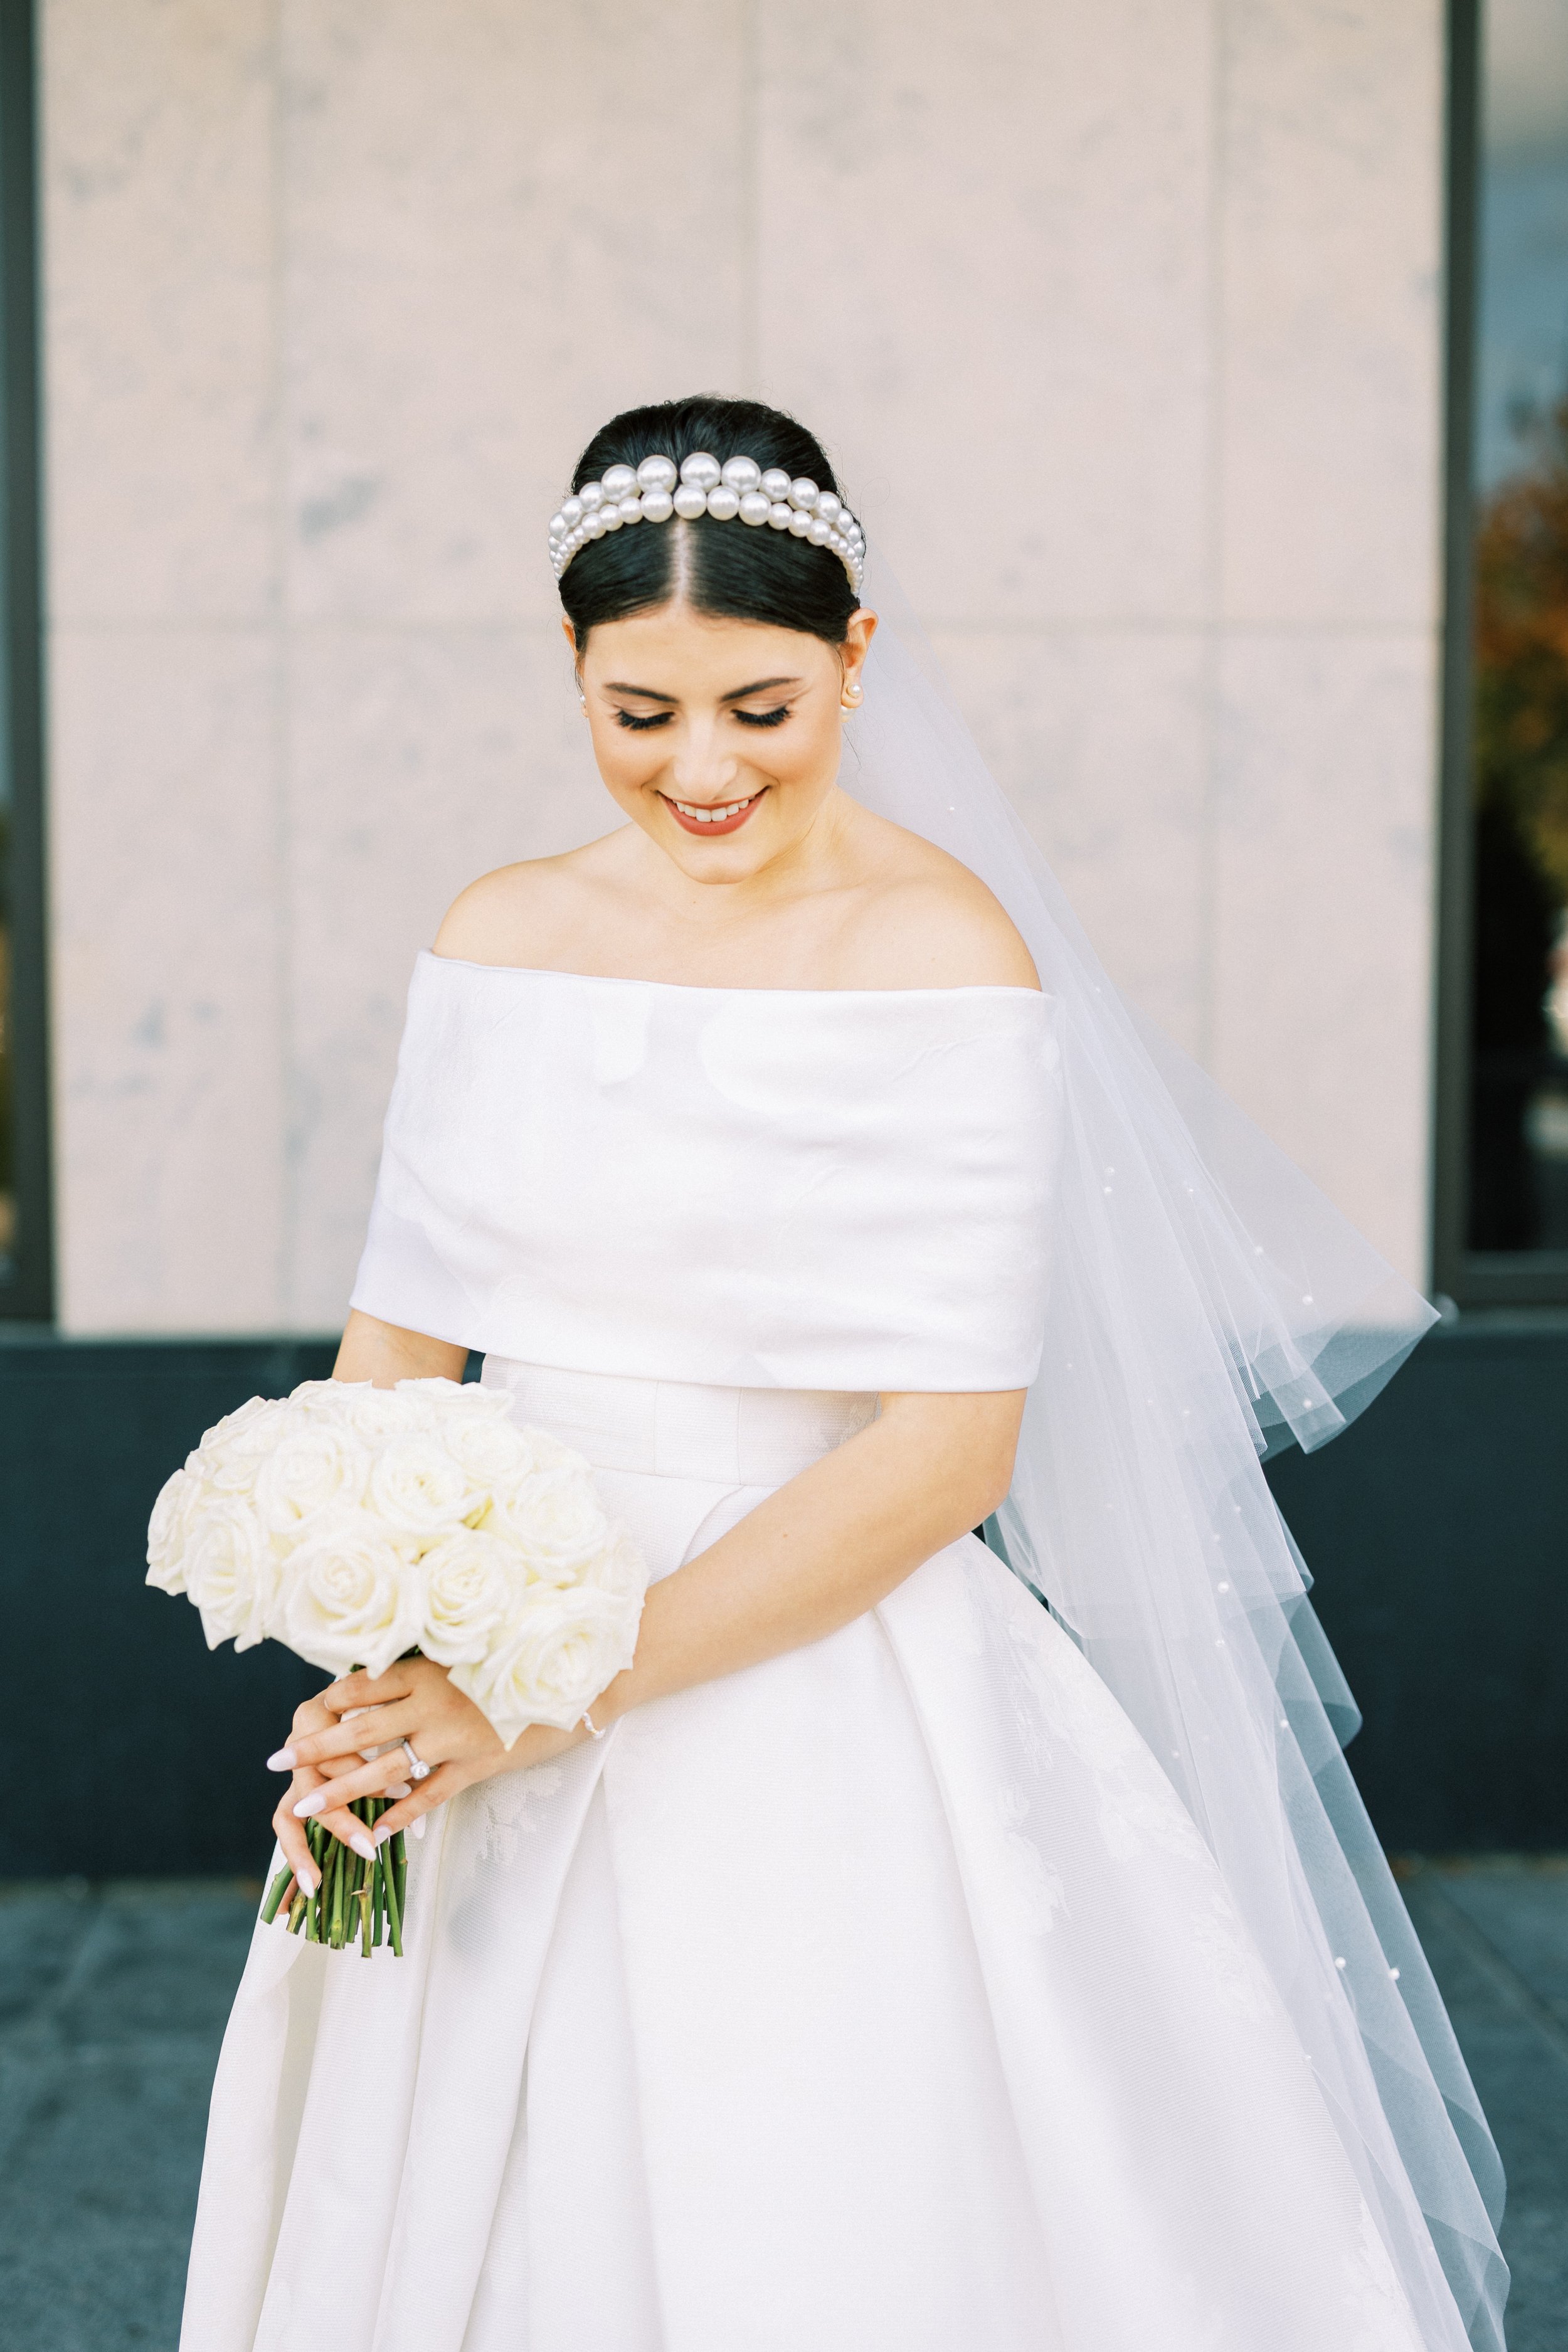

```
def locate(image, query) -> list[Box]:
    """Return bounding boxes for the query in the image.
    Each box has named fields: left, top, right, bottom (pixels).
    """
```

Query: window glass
left=1467, top=0, right=1568, bottom=1257
left=0, top=797, right=11, bottom=1285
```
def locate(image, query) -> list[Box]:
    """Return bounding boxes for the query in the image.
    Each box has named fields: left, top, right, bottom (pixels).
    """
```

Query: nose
left=670, top=714, right=740, bottom=801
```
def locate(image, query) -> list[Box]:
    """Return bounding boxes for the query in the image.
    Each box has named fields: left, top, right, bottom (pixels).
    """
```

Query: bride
left=181, top=396, right=1507, bottom=2351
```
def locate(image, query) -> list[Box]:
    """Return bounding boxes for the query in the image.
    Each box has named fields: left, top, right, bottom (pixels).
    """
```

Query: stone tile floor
left=0, top=1861, right=1563, bottom=2349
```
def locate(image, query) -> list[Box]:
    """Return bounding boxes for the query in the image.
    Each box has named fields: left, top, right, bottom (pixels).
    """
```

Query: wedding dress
left=181, top=586, right=1507, bottom=2351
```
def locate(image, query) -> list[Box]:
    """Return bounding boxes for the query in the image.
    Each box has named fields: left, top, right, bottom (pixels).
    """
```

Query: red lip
left=663, top=792, right=763, bottom=838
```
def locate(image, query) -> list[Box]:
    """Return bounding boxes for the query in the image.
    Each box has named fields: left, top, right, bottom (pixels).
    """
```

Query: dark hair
left=558, top=395, right=861, bottom=649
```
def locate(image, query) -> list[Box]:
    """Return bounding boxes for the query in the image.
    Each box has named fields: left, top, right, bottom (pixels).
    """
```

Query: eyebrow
left=601, top=675, right=803, bottom=704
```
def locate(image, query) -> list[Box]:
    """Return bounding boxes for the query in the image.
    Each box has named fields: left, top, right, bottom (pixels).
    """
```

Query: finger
left=291, top=1750, right=412, bottom=1820
left=311, top=1803, right=380, bottom=1863
left=371, top=1760, right=470, bottom=1843
left=270, top=1801, right=323, bottom=1895
left=268, top=1702, right=418, bottom=1774
left=322, top=1665, right=418, bottom=1717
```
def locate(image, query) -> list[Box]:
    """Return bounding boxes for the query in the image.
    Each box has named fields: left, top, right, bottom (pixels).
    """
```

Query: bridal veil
left=845, top=562, right=1506, bottom=2351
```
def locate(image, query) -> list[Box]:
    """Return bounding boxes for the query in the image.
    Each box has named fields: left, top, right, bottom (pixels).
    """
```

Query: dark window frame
left=0, top=0, right=50, bottom=1322
left=1433, top=0, right=1568, bottom=1305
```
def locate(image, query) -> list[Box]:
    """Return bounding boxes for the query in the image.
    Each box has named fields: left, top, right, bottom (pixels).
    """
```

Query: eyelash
left=610, top=706, right=792, bottom=733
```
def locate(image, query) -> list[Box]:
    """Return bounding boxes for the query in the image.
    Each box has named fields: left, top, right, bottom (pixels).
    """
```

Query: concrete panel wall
left=39, top=0, right=1445, bottom=1330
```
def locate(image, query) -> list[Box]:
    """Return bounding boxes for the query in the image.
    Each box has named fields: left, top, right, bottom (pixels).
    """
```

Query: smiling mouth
left=663, top=790, right=765, bottom=837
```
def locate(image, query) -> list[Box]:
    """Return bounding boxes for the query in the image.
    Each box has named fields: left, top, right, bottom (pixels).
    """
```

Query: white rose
left=438, top=1406, right=541, bottom=1493
left=325, top=1382, right=425, bottom=1445
left=280, top=1518, right=423, bottom=1678
left=182, top=1495, right=279, bottom=1652
left=395, top=1375, right=473, bottom=1412
left=146, top=1466, right=204, bottom=1592
left=416, top=1527, right=522, bottom=1665
left=451, top=1582, right=641, bottom=1742
left=487, top=1466, right=610, bottom=1585
left=252, top=1418, right=372, bottom=1537
left=193, top=1396, right=295, bottom=1495
left=366, top=1432, right=480, bottom=1537
left=578, top=1526, right=650, bottom=1609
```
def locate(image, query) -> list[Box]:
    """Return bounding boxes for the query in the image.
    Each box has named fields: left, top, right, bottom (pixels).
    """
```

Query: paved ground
left=0, top=1862, right=1563, bottom=2350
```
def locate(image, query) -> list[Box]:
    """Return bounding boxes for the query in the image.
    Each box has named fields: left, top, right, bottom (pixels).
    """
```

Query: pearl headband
left=549, top=453, right=866, bottom=596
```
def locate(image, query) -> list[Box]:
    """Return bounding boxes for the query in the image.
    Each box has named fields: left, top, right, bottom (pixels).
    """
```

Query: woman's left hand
left=267, top=1656, right=588, bottom=1852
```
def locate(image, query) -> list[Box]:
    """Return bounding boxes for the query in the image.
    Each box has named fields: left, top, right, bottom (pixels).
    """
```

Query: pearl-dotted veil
left=845, top=560, right=1506, bottom=2351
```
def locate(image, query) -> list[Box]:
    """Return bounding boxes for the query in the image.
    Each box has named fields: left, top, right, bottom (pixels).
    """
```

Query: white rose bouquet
left=147, top=1377, right=647, bottom=1956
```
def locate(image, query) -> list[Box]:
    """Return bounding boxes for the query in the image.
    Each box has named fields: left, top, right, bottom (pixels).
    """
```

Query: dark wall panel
left=1, top=1320, right=1564, bottom=1875
left=1267, top=1317, right=1568, bottom=1853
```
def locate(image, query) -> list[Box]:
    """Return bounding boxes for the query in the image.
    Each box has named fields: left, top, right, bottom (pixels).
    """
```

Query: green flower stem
left=358, top=1885, right=373, bottom=1957
left=383, top=1833, right=405, bottom=1959
left=328, top=1838, right=345, bottom=1949
left=261, top=1864, right=293, bottom=1927
left=288, top=1893, right=307, bottom=1935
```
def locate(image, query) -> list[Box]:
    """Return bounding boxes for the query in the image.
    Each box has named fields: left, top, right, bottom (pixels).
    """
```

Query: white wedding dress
left=182, top=956, right=1441, bottom=2352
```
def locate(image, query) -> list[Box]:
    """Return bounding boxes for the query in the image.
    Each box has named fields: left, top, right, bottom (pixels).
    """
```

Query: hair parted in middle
left=556, top=395, right=862, bottom=650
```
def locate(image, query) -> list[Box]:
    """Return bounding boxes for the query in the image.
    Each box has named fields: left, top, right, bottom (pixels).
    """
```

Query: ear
left=840, top=608, right=878, bottom=697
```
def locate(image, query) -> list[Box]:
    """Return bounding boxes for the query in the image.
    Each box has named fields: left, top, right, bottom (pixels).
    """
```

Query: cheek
left=750, top=705, right=839, bottom=786
left=588, top=721, right=660, bottom=793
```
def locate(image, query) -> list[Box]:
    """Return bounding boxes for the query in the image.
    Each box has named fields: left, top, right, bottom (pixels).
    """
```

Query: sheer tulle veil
left=844, top=561, right=1507, bottom=2350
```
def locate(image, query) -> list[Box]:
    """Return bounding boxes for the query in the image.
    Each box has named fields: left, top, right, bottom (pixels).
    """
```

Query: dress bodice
left=350, top=953, right=1061, bottom=1392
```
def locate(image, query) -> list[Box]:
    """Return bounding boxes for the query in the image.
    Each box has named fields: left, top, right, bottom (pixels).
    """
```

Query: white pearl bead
left=787, top=509, right=813, bottom=537
left=815, top=492, right=841, bottom=525
left=561, top=496, right=584, bottom=526
left=721, top=455, right=761, bottom=494
left=600, top=504, right=623, bottom=531
left=637, top=455, right=677, bottom=494
left=673, top=483, right=708, bottom=519
left=601, top=464, right=637, bottom=500
left=807, top=515, right=832, bottom=544
left=768, top=501, right=793, bottom=529
left=586, top=512, right=607, bottom=538
left=579, top=482, right=605, bottom=511
left=760, top=469, right=792, bottom=502
left=738, top=489, right=771, bottom=526
left=680, top=452, right=721, bottom=490
left=705, top=485, right=741, bottom=520
left=640, top=489, right=674, bottom=524
left=549, top=512, right=567, bottom=539
left=619, top=496, right=643, bottom=522
left=788, top=478, right=818, bottom=511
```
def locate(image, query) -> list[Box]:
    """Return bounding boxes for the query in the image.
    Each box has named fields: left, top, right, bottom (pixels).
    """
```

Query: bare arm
left=595, top=1386, right=1022, bottom=1719
left=333, top=1307, right=467, bottom=1387
left=270, top=1381, right=1024, bottom=1877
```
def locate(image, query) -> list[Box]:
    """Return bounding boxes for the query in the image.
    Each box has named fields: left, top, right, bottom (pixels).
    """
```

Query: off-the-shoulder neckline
left=419, top=949, right=1046, bottom=1004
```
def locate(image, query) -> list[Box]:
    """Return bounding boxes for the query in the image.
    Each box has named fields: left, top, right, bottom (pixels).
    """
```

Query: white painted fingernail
left=411, top=1814, right=426, bottom=1841
left=386, top=1780, right=412, bottom=1799
left=350, top=1834, right=376, bottom=1862
left=374, top=1822, right=392, bottom=1846
left=292, top=1791, right=325, bottom=1819
left=299, top=1865, right=319, bottom=1895
left=267, top=1748, right=296, bottom=1771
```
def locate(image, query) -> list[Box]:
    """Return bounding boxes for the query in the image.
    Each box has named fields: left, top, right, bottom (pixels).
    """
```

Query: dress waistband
left=479, top=1359, right=877, bottom=1486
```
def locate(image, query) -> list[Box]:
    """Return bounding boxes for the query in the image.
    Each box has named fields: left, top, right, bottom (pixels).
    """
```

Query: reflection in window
left=1468, top=0, right=1568, bottom=1255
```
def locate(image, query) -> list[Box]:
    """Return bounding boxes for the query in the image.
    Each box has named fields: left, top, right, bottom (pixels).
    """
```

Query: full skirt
left=182, top=1364, right=1424, bottom=2351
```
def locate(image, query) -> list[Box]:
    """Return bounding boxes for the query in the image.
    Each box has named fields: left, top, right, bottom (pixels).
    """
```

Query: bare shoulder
left=842, top=812, right=1041, bottom=993
left=431, top=837, right=622, bottom=970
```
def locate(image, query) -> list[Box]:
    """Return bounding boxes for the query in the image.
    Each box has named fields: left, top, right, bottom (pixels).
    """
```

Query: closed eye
left=612, top=709, right=674, bottom=731
left=734, top=706, right=791, bottom=729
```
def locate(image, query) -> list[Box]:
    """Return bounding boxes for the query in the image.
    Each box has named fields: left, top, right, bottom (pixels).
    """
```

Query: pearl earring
left=840, top=682, right=862, bottom=711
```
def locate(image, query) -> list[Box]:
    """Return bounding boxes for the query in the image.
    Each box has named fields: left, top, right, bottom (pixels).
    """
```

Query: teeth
left=674, top=798, right=750, bottom=823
